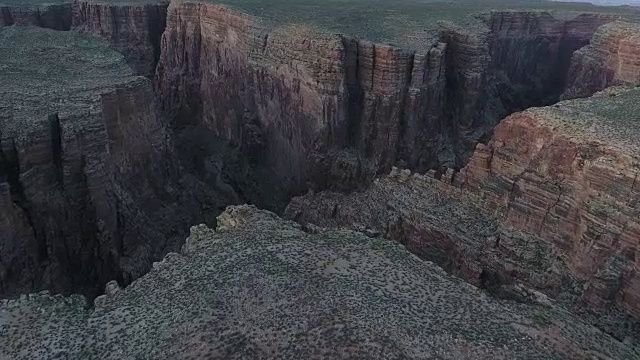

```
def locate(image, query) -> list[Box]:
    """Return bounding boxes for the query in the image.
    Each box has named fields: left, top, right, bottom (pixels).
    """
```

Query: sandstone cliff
left=71, top=0, right=169, bottom=77
left=2, top=205, right=638, bottom=359
left=156, top=3, right=621, bottom=212
left=459, top=86, right=640, bottom=319
left=563, top=21, right=640, bottom=99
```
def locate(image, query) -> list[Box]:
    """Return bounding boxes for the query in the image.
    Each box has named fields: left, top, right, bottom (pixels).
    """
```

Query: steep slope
left=0, top=26, right=226, bottom=299
left=1, top=205, right=638, bottom=359
left=563, top=21, right=640, bottom=99
left=71, top=0, right=169, bottom=77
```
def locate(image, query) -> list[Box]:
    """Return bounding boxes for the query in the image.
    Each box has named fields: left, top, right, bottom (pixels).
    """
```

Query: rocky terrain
left=1, top=0, right=640, bottom=358
left=2, top=205, right=640, bottom=359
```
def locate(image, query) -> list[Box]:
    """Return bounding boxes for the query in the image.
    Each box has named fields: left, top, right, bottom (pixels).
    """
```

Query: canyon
left=1, top=0, right=640, bottom=358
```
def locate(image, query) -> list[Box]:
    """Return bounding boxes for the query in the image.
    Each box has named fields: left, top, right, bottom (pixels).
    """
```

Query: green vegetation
left=533, top=309, right=553, bottom=326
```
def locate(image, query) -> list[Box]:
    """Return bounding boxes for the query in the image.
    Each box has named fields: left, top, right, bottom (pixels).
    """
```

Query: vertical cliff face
left=563, top=21, right=640, bottom=99
left=459, top=86, right=640, bottom=319
left=0, top=27, right=225, bottom=299
left=71, top=0, right=169, bottom=77
left=155, top=4, right=620, bottom=209
left=444, top=11, right=619, bottom=166
left=0, top=3, right=71, bottom=29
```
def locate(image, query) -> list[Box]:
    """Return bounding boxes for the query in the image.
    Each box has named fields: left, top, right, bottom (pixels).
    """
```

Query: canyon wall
left=156, top=4, right=619, bottom=212
left=71, top=0, right=169, bottom=77
left=0, top=27, right=225, bottom=299
left=563, top=21, right=640, bottom=99
left=459, top=86, right=640, bottom=319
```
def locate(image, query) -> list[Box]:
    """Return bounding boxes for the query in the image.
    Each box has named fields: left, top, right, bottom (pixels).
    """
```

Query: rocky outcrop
left=71, top=0, right=169, bottom=77
left=2, top=205, right=638, bottom=360
left=563, top=21, right=640, bottom=99
left=0, top=2, right=71, bottom=30
left=459, top=86, right=640, bottom=319
left=0, top=26, right=225, bottom=299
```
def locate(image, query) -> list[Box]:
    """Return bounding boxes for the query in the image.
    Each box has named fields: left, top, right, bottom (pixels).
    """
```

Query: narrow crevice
left=49, top=113, right=64, bottom=187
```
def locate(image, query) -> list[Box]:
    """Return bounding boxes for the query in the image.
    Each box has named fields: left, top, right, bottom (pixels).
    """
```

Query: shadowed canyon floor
left=1, top=0, right=640, bottom=358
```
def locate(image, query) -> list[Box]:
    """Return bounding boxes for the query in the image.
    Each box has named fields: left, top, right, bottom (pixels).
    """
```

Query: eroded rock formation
left=71, top=0, right=169, bottom=77
left=1, top=0, right=639, bottom=339
left=564, top=21, right=640, bottom=99
left=460, top=86, right=640, bottom=319
left=2, top=205, right=639, bottom=359
left=156, top=3, right=623, bottom=213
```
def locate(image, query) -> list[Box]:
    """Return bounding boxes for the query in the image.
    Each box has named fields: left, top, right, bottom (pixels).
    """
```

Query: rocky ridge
left=2, top=205, right=639, bottom=359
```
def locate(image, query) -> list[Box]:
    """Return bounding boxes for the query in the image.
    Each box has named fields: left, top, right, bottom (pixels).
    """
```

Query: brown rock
left=563, top=21, right=640, bottom=99
left=459, top=86, right=640, bottom=318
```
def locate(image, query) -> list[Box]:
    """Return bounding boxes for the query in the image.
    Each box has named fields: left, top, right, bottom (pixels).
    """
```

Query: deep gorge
left=0, top=0, right=636, bottom=306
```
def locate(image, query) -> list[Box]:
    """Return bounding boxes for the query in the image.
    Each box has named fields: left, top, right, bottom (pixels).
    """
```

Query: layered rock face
left=0, top=26, right=224, bottom=299
left=460, top=86, right=640, bottom=319
left=2, top=205, right=638, bottom=360
left=287, top=86, right=640, bottom=338
left=563, top=21, right=640, bottom=99
left=0, top=0, right=168, bottom=77
left=446, top=11, right=618, bottom=162
left=0, top=2, right=71, bottom=30
left=156, top=4, right=620, bottom=211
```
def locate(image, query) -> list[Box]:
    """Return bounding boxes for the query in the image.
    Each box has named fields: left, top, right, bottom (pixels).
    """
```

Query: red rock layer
left=459, top=99, right=640, bottom=318
left=563, top=21, right=640, bottom=99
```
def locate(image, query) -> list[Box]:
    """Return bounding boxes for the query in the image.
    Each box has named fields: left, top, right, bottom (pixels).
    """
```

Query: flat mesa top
left=0, top=26, right=138, bottom=129
left=536, top=86, right=640, bottom=158
left=5, top=1, right=640, bottom=49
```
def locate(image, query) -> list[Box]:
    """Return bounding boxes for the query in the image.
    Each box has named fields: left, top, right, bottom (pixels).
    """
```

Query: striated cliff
left=0, top=26, right=226, bottom=299
left=287, top=86, right=640, bottom=339
left=459, top=86, right=640, bottom=319
left=2, top=205, right=639, bottom=359
left=563, top=21, right=640, bottom=99
left=156, top=3, right=623, bottom=213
